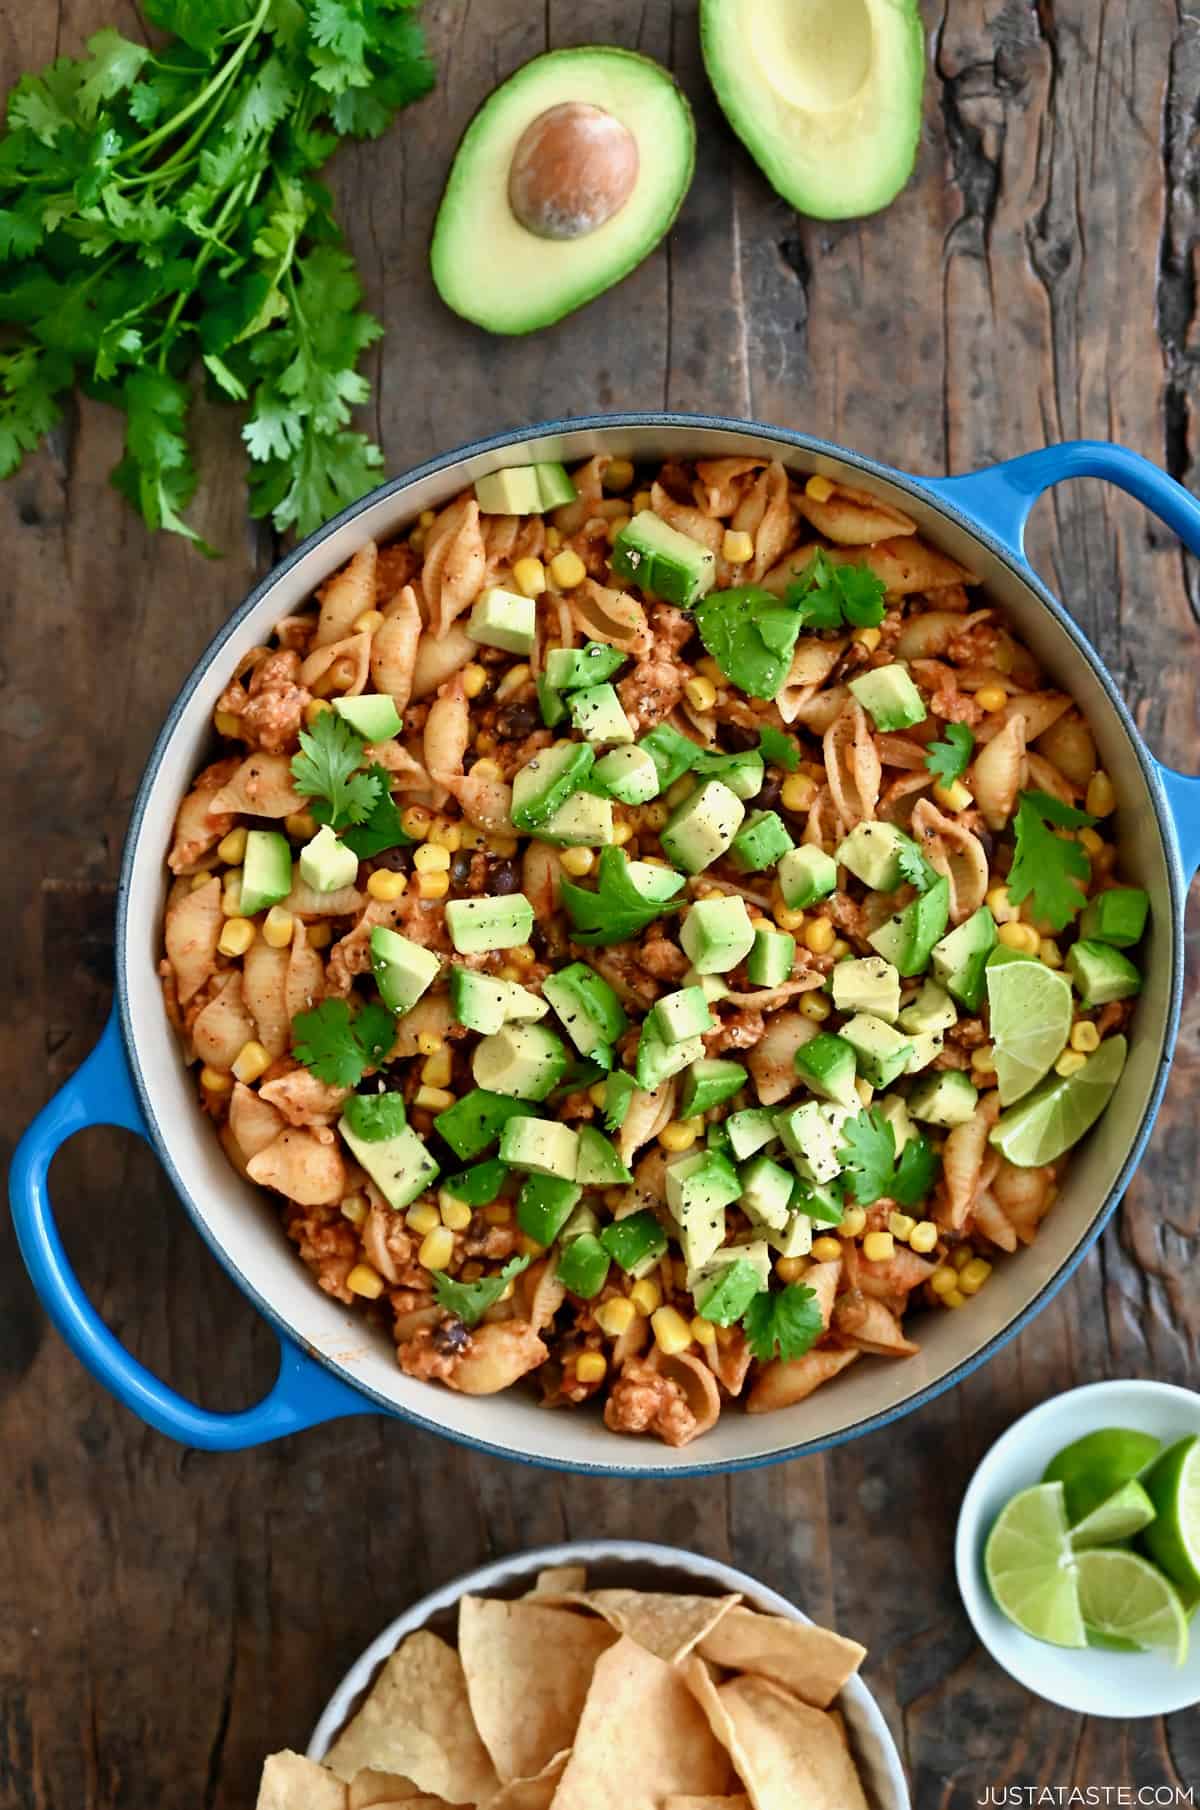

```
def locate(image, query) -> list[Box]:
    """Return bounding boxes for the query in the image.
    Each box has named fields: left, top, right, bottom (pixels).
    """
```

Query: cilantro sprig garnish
left=292, top=999, right=394, bottom=1088
left=896, top=840, right=941, bottom=894
left=432, top=1255, right=532, bottom=1329
left=784, top=550, right=887, bottom=631
left=291, top=712, right=381, bottom=830
left=0, top=3, right=433, bottom=544
left=341, top=1090, right=408, bottom=1143
left=838, top=1109, right=941, bottom=1208
left=1007, top=790, right=1095, bottom=931
left=757, top=724, right=801, bottom=772
left=559, top=848, right=685, bottom=947
left=742, top=1283, right=824, bottom=1363
left=925, top=723, right=975, bottom=784
left=341, top=763, right=414, bottom=859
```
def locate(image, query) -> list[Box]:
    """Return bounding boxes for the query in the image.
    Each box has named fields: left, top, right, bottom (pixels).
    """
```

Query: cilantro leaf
left=1007, top=790, right=1095, bottom=931
left=837, top=1108, right=898, bottom=1205
left=925, top=723, right=975, bottom=785
left=603, top=1070, right=637, bottom=1132
left=76, top=30, right=150, bottom=119
left=432, top=1255, right=532, bottom=1330
left=291, top=711, right=381, bottom=829
left=896, top=839, right=940, bottom=894
left=693, top=586, right=805, bottom=701
left=0, top=345, right=70, bottom=478
left=838, top=563, right=890, bottom=627
left=559, top=847, right=686, bottom=947
left=341, top=1090, right=408, bottom=1142
left=784, top=550, right=887, bottom=631
left=892, top=1134, right=941, bottom=1208
left=742, top=1284, right=824, bottom=1364
left=758, top=724, right=800, bottom=772
left=292, top=999, right=395, bottom=1087
left=340, top=764, right=414, bottom=859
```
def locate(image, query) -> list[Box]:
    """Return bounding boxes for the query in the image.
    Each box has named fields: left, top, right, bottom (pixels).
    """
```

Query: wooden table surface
left=3, top=2, right=1199, bottom=1804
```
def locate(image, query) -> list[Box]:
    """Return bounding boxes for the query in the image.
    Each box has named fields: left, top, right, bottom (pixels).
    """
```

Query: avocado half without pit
left=431, top=47, right=695, bottom=334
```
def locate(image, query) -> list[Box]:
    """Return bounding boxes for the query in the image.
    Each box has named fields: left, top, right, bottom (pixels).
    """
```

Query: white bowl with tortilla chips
left=283, top=1540, right=909, bottom=1810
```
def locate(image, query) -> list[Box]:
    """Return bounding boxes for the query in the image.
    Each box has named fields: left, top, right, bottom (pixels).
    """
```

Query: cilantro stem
left=115, top=0, right=271, bottom=168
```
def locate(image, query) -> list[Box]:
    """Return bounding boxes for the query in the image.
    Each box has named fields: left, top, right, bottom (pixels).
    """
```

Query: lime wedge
left=1075, top=1548, right=1189, bottom=1664
left=987, top=960, right=1074, bottom=1105
left=1043, top=1426, right=1163, bottom=1524
left=984, top=1482, right=1086, bottom=1648
left=989, top=1035, right=1127, bottom=1167
left=1070, top=1479, right=1156, bottom=1549
left=1140, top=1435, right=1200, bottom=1599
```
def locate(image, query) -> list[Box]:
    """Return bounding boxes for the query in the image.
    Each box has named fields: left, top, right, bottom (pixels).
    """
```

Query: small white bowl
left=307, top=1538, right=910, bottom=1809
left=956, top=1378, right=1200, bottom=1716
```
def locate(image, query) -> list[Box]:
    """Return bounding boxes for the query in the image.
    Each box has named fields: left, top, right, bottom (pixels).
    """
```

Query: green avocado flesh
left=431, top=47, right=695, bottom=335
left=700, top=0, right=924, bottom=221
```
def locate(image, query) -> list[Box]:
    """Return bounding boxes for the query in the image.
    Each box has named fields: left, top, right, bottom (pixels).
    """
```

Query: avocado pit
left=508, top=102, right=639, bottom=240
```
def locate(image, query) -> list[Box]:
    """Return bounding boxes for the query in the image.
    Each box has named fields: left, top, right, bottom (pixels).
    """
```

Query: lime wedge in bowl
left=987, top=959, right=1074, bottom=1105
left=1043, top=1426, right=1162, bottom=1525
left=1069, top=1479, right=1156, bottom=1550
left=1140, top=1436, right=1200, bottom=1600
left=1075, top=1548, right=1190, bottom=1665
left=984, top=1482, right=1086, bottom=1648
left=990, top=1034, right=1127, bottom=1167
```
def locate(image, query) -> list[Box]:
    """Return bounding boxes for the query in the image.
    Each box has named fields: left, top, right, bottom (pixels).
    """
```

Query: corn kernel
left=306, top=923, right=332, bottom=949
left=483, top=1202, right=512, bottom=1226
left=258, top=905, right=293, bottom=949
left=406, top=1202, right=440, bottom=1235
left=401, top=805, right=432, bottom=839
left=571, top=1350, right=607, bottom=1385
left=213, top=709, right=242, bottom=738
left=304, top=698, right=334, bottom=726
left=665, top=776, right=696, bottom=810
left=942, top=1286, right=967, bottom=1308
left=651, top=1305, right=694, bottom=1356
left=959, top=1257, right=993, bottom=1294
left=1001, top=921, right=1040, bottom=954
left=986, top=884, right=1019, bottom=924
left=486, top=832, right=520, bottom=858
left=497, top=964, right=521, bottom=982
left=722, top=529, right=754, bottom=564
left=594, top=1297, right=636, bottom=1338
left=806, top=473, right=836, bottom=502
left=542, top=526, right=563, bottom=553
left=422, top=1048, right=453, bottom=1091
left=417, top=872, right=450, bottom=901
left=611, top=821, right=635, bottom=848
left=800, top=992, right=830, bottom=1022
left=630, top=488, right=653, bottom=514
left=603, top=458, right=635, bottom=493
left=1079, top=827, right=1105, bottom=858
left=863, top=1231, right=895, bottom=1264
left=413, top=842, right=451, bottom=874
left=216, top=827, right=248, bottom=865
left=830, top=938, right=852, bottom=960
left=415, top=1084, right=455, bottom=1111
left=854, top=1077, right=875, bottom=1110
left=347, top=1262, right=386, bottom=1299
left=970, top=1045, right=997, bottom=1076
left=513, top=557, right=546, bottom=598
left=419, top=1226, right=455, bottom=1271
left=630, top=1278, right=662, bottom=1316
left=1039, top=938, right=1063, bottom=968
left=781, top=773, right=817, bottom=814
left=471, top=759, right=504, bottom=784
left=853, top=626, right=883, bottom=652
left=366, top=869, right=408, bottom=902
left=548, top=547, right=587, bottom=590
left=408, top=529, right=426, bottom=554
left=933, top=779, right=973, bottom=813
left=340, top=1193, right=369, bottom=1227
left=929, top=1266, right=957, bottom=1297
left=219, top=917, right=257, bottom=958
left=588, top=1081, right=609, bottom=1109
left=560, top=846, right=595, bottom=878
left=910, top=1220, right=939, bottom=1255
left=1071, top=1020, right=1101, bottom=1053
left=888, top=1212, right=916, bottom=1243
left=1086, top=770, right=1115, bottom=817
left=415, top=1034, right=445, bottom=1062
left=1055, top=1050, right=1087, bottom=1078
left=418, top=508, right=436, bottom=528
left=285, top=811, right=318, bottom=841
left=231, top=1038, right=271, bottom=1084
left=685, top=673, right=720, bottom=714
left=774, top=903, right=807, bottom=932
left=352, top=609, right=385, bottom=635
left=682, top=1317, right=715, bottom=1352
left=435, top=1190, right=471, bottom=1231
left=496, top=663, right=532, bottom=703
left=804, top=918, right=836, bottom=955
left=811, top=1235, right=842, bottom=1263
left=429, top=822, right=463, bottom=853
left=191, top=871, right=215, bottom=891
left=199, top=1064, right=233, bottom=1093
left=976, top=685, right=1008, bottom=713
left=461, top=662, right=488, bottom=700
left=839, top=1206, right=868, bottom=1238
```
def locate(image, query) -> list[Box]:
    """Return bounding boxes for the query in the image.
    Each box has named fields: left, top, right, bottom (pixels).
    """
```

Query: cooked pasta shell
left=910, top=796, right=990, bottom=923
left=650, top=480, right=723, bottom=555
left=166, top=772, right=237, bottom=875
left=210, top=752, right=304, bottom=819
left=423, top=675, right=470, bottom=786
left=284, top=921, right=325, bottom=1022
left=228, top=1081, right=286, bottom=1162
left=410, top=625, right=476, bottom=699
left=314, top=541, right=377, bottom=648
left=969, top=712, right=1026, bottom=830
left=693, top=455, right=765, bottom=516
left=422, top=496, right=487, bottom=638
left=246, top=1127, right=345, bottom=1206
left=971, top=1187, right=1019, bottom=1252
left=259, top=1067, right=348, bottom=1127
left=569, top=578, right=651, bottom=656
left=895, top=609, right=971, bottom=662
left=241, top=938, right=291, bottom=1057
left=617, top=1079, right=677, bottom=1168
left=729, top=461, right=795, bottom=582
left=746, top=1347, right=860, bottom=1414
left=796, top=486, right=916, bottom=545
left=747, top=1011, right=818, bottom=1105
left=192, top=972, right=256, bottom=1071
left=448, top=1321, right=549, bottom=1395
left=833, top=538, right=978, bottom=595
left=1034, top=710, right=1098, bottom=788
left=824, top=699, right=881, bottom=831
left=300, top=629, right=371, bottom=700
left=646, top=1348, right=722, bottom=1442
left=164, top=874, right=222, bottom=1005
left=370, top=583, right=422, bottom=713
left=940, top=1095, right=1000, bottom=1230
left=846, top=1298, right=920, bottom=1357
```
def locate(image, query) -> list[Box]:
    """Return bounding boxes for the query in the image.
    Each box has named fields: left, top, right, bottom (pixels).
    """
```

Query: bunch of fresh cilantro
left=0, top=0, right=433, bottom=548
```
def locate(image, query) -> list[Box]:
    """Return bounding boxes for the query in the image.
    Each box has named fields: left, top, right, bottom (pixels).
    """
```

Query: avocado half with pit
left=700, top=0, right=924, bottom=220
left=431, top=47, right=695, bottom=335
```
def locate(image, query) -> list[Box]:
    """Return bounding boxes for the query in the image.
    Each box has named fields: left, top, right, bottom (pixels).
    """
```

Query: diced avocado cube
left=434, top=1089, right=530, bottom=1161
left=694, top=1256, right=764, bottom=1325
left=679, top=1057, right=748, bottom=1118
left=898, top=981, right=958, bottom=1035
left=832, top=955, right=902, bottom=1024
left=738, top=1154, right=794, bottom=1230
left=240, top=829, right=293, bottom=917
left=299, top=823, right=358, bottom=896
left=371, top=925, right=441, bottom=1015
left=868, top=876, right=950, bottom=977
left=473, top=464, right=544, bottom=514
left=499, top=1115, right=579, bottom=1180
left=575, top=1124, right=633, bottom=1186
left=651, top=985, right=716, bottom=1045
left=600, top=1209, right=668, bottom=1278
left=840, top=1014, right=915, bottom=1088
left=931, top=906, right=998, bottom=1011
left=765, top=1212, right=815, bottom=1260
left=593, top=744, right=659, bottom=805
left=449, top=967, right=546, bottom=1035
left=537, top=674, right=568, bottom=728
left=706, top=1119, right=733, bottom=1156
left=638, top=723, right=705, bottom=791
left=686, top=968, right=732, bottom=1005
left=516, top=1174, right=581, bottom=1245
left=681, top=895, right=756, bottom=974
left=569, top=682, right=635, bottom=746
left=611, top=510, right=716, bottom=607
left=878, top=1095, right=915, bottom=1155
left=726, top=1107, right=778, bottom=1160
left=908, top=1069, right=979, bottom=1127
left=774, top=1100, right=843, bottom=1184
left=472, top=1023, right=568, bottom=1101
left=338, top=1115, right=439, bottom=1213
left=718, top=751, right=766, bottom=800
left=747, top=927, right=795, bottom=989
left=333, top=693, right=403, bottom=743
left=793, top=1031, right=860, bottom=1109
left=624, top=858, right=688, bottom=905
left=635, top=1018, right=705, bottom=1091
left=341, top=1089, right=406, bottom=1142
left=730, top=809, right=795, bottom=874
left=555, top=1232, right=610, bottom=1299
left=777, top=845, right=837, bottom=909
left=661, top=779, right=745, bottom=874
left=788, top=1177, right=844, bottom=1225
left=1078, top=888, right=1150, bottom=949
left=849, top=663, right=927, bottom=732
left=442, top=1157, right=509, bottom=1206
left=544, top=642, right=627, bottom=691
left=537, top=791, right=615, bottom=847
left=534, top=461, right=578, bottom=509
left=1066, top=940, right=1142, bottom=1008
left=543, top=962, right=628, bottom=1059
left=466, top=586, right=536, bottom=656
left=690, top=1239, right=773, bottom=1298
left=667, top=1151, right=740, bottom=1270
left=905, top=1029, right=945, bottom=1074
left=836, top=821, right=916, bottom=892
left=510, top=741, right=595, bottom=830
left=444, top=894, right=535, bottom=955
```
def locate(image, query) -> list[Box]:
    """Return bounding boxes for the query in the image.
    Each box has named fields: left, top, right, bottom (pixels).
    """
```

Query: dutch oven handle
left=8, top=1012, right=372, bottom=1449
left=923, top=441, right=1200, bottom=878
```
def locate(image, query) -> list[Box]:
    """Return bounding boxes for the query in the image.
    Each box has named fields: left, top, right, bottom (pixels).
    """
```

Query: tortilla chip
left=693, top=1669, right=869, bottom=1810
left=550, top=1635, right=733, bottom=1808
left=323, top=1631, right=499, bottom=1804
left=527, top=1566, right=587, bottom=1595
left=537, top=1590, right=740, bottom=1664
left=459, top=1597, right=613, bottom=1782
left=348, top=1772, right=425, bottom=1807
left=257, top=1751, right=346, bottom=1809
left=697, top=1606, right=865, bottom=1709
left=484, top=1750, right=570, bottom=1808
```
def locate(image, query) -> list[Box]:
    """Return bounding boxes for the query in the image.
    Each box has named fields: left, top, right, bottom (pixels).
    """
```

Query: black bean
left=496, top=703, right=538, bottom=739
left=491, top=859, right=520, bottom=894
left=724, top=724, right=761, bottom=753
left=758, top=776, right=782, bottom=811
left=432, top=1318, right=470, bottom=1355
left=372, top=846, right=412, bottom=873
left=451, top=853, right=473, bottom=884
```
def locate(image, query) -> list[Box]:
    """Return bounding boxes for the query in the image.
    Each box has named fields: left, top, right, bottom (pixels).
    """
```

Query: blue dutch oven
left=9, top=418, right=1200, bottom=1474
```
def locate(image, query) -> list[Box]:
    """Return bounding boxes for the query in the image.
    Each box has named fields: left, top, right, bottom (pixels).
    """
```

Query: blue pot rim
left=113, top=411, right=1188, bottom=1478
